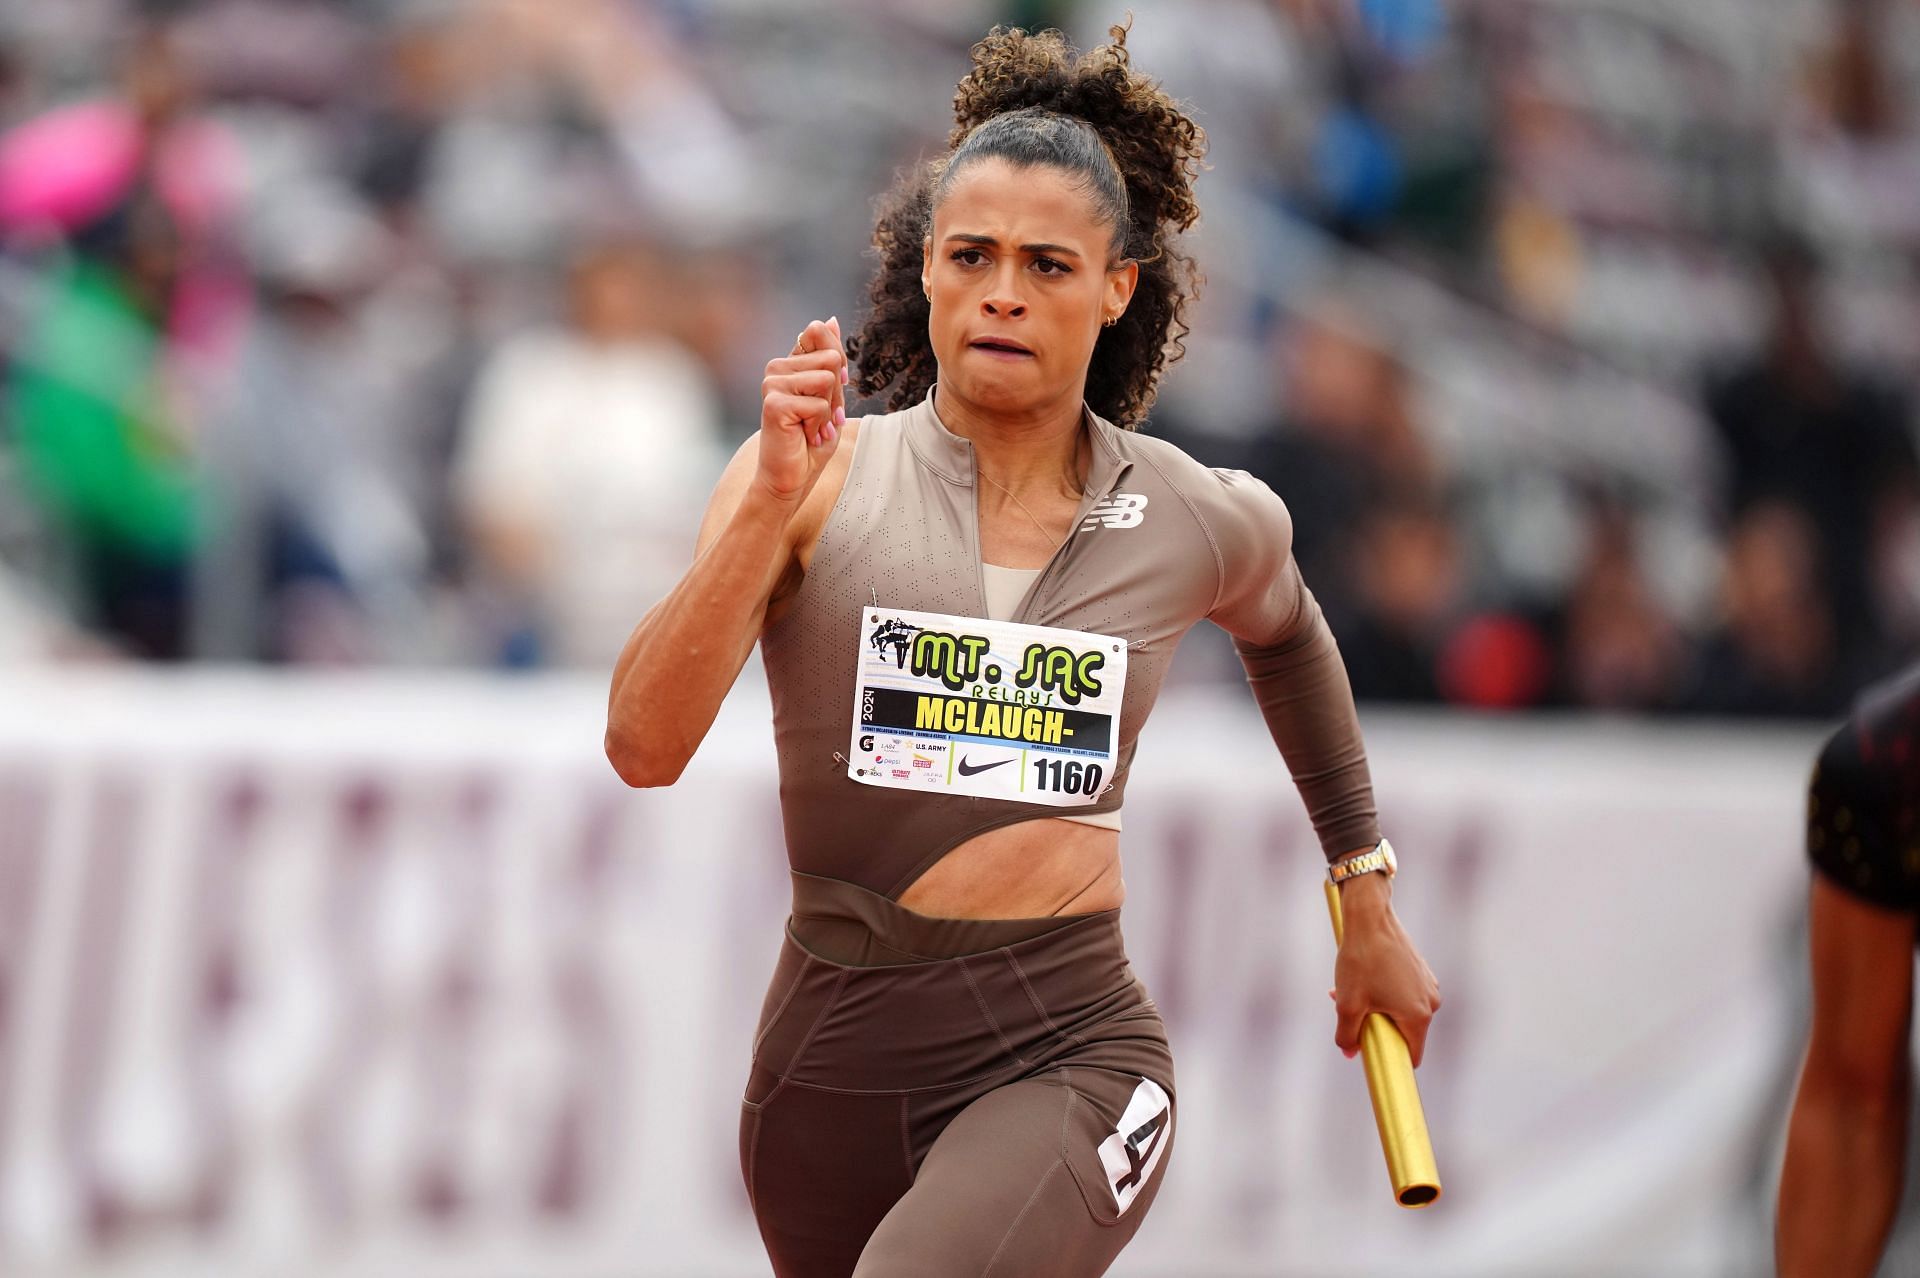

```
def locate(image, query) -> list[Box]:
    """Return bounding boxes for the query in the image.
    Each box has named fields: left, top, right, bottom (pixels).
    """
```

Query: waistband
left=756, top=873, right=1160, bottom=1094
left=787, top=870, right=1119, bottom=967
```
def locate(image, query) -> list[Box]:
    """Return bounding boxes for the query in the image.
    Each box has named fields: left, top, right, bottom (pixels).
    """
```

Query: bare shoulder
left=1126, top=430, right=1291, bottom=525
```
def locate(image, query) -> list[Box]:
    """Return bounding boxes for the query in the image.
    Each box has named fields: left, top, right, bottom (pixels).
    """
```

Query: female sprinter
left=605, top=24, right=1441, bottom=1278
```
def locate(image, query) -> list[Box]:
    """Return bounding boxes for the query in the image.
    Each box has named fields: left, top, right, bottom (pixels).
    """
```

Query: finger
left=794, top=319, right=848, bottom=424
left=767, top=351, right=849, bottom=375
left=764, top=369, right=841, bottom=404
left=777, top=352, right=847, bottom=426
left=790, top=321, right=828, bottom=357
left=764, top=371, right=840, bottom=442
left=763, top=391, right=834, bottom=445
left=1334, top=999, right=1366, bottom=1058
left=768, top=379, right=837, bottom=445
left=1393, top=1012, right=1431, bottom=1069
left=826, top=316, right=847, bottom=419
left=794, top=319, right=842, bottom=359
left=829, top=315, right=849, bottom=384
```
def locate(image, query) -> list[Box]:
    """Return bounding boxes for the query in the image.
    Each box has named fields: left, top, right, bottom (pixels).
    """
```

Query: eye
left=1032, top=257, right=1072, bottom=275
left=950, top=248, right=987, bottom=267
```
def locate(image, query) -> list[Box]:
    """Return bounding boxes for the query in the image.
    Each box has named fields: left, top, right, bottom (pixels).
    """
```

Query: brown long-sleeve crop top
left=759, top=388, right=1380, bottom=900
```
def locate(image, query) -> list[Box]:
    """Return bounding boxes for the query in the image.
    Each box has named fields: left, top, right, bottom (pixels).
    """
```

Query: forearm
left=1777, top=1067, right=1910, bottom=1278
left=1233, top=592, right=1379, bottom=861
left=605, top=483, right=798, bottom=785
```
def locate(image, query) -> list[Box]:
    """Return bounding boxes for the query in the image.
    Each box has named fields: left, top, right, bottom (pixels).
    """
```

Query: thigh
left=744, top=1083, right=914, bottom=1278
left=854, top=1066, right=1176, bottom=1278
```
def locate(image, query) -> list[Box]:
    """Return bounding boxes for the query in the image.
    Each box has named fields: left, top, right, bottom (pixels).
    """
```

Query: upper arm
left=1199, top=468, right=1311, bottom=646
left=1802, top=718, right=1918, bottom=1092
left=1803, top=872, right=1916, bottom=1094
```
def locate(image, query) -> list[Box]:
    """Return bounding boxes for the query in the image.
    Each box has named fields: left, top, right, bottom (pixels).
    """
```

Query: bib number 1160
left=1032, top=758, right=1104, bottom=797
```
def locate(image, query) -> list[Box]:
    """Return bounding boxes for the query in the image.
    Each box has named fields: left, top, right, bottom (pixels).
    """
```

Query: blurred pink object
left=0, top=99, right=246, bottom=372
left=0, top=100, right=234, bottom=239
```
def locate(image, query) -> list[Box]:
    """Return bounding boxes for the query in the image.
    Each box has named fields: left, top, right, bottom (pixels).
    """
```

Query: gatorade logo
left=1080, top=493, right=1148, bottom=531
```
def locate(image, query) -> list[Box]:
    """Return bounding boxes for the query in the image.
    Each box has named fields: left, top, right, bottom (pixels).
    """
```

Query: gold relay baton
left=1324, top=881, right=1442, bottom=1208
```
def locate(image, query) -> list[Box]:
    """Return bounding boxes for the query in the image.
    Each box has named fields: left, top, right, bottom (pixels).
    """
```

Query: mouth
left=969, top=336, right=1034, bottom=358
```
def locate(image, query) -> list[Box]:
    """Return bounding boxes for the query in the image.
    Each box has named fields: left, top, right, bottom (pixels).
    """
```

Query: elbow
left=604, top=722, right=687, bottom=789
left=1799, top=1047, right=1911, bottom=1118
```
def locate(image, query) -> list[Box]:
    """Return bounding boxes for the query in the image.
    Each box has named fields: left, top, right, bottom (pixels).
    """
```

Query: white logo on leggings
left=1098, top=1078, right=1171, bottom=1214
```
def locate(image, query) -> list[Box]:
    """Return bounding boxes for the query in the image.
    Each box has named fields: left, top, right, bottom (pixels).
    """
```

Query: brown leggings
left=739, top=872, right=1177, bottom=1278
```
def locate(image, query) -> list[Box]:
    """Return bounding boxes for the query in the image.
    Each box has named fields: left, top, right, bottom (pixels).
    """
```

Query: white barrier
left=0, top=668, right=1828, bottom=1276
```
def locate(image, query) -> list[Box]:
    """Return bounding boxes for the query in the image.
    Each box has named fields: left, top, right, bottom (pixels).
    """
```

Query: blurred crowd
left=0, top=0, right=1915, bottom=719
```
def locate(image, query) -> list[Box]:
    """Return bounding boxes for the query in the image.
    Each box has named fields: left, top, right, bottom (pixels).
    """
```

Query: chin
left=950, top=362, right=1055, bottom=413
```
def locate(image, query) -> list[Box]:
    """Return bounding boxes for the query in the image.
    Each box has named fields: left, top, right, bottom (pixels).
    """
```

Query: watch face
left=1382, top=840, right=1398, bottom=875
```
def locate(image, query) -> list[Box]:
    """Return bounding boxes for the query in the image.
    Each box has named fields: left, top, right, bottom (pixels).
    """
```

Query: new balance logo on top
left=1081, top=493, right=1148, bottom=530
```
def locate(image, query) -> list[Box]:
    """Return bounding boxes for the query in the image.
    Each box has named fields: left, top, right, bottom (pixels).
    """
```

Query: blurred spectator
left=1782, top=0, right=1920, bottom=247
left=453, top=237, right=726, bottom=669
left=0, top=0, right=1904, bottom=711
left=1548, top=501, right=1687, bottom=712
left=0, top=21, right=244, bottom=659
left=7, top=199, right=193, bottom=657
left=193, top=182, right=431, bottom=664
left=1687, top=503, right=1850, bottom=718
left=1332, top=489, right=1463, bottom=703
left=1703, top=234, right=1919, bottom=679
left=1242, top=307, right=1437, bottom=611
left=0, top=22, right=245, bottom=368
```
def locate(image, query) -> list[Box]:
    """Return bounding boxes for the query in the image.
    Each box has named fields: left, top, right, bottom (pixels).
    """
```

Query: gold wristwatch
left=1327, top=837, right=1397, bottom=885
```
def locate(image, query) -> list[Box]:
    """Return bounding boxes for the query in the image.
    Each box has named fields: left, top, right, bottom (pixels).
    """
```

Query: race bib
left=849, top=605, right=1127, bottom=806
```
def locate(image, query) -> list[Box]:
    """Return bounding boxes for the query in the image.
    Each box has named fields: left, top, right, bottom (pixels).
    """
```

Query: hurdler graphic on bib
left=849, top=606, right=1128, bottom=805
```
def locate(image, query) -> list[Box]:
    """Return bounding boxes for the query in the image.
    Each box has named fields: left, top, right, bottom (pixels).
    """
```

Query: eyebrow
left=944, top=233, right=1084, bottom=259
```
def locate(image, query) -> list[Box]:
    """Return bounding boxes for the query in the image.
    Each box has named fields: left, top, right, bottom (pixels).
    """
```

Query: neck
left=931, top=381, right=1088, bottom=496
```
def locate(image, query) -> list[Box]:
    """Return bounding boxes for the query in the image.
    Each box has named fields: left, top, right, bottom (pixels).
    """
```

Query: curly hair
left=846, top=22, right=1206, bottom=430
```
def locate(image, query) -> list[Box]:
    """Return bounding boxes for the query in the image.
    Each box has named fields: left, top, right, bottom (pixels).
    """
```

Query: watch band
left=1328, top=838, right=1396, bottom=885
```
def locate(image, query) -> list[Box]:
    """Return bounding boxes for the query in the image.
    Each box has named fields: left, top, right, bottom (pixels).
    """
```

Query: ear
left=921, top=236, right=934, bottom=301
left=1105, top=258, right=1140, bottom=325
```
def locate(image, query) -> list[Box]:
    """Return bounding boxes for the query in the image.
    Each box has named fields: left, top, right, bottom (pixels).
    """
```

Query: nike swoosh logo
left=957, top=757, right=1013, bottom=777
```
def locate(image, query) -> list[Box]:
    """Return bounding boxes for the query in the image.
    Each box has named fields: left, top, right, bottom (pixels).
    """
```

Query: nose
left=982, top=265, right=1027, bottom=318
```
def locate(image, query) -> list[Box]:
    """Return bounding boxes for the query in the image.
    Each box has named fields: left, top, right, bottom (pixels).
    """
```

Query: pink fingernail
left=833, top=406, right=846, bottom=427
left=824, top=423, right=838, bottom=444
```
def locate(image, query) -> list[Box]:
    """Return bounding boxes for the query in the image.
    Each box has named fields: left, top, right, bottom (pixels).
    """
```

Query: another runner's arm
left=605, top=320, right=848, bottom=787
left=1202, top=469, right=1379, bottom=864
left=1777, top=730, right=1916, bottom=1278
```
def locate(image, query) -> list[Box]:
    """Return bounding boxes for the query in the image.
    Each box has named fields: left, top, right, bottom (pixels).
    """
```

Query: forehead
left=932, top=158, right=1112, bottom=253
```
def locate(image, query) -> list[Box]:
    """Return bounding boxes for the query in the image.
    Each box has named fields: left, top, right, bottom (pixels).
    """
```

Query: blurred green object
left=9, top=256, right=196, bottom=558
